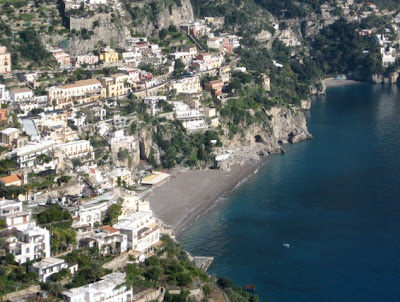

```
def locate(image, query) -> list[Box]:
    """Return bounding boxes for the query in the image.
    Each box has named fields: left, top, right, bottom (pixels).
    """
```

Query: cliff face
left=123, top=0, right=194, bottom=36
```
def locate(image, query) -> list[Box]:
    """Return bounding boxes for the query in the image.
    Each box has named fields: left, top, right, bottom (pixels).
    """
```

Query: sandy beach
left=323, top=78, right=361, bottom=88
left=148, top=158, right=265, bottom=237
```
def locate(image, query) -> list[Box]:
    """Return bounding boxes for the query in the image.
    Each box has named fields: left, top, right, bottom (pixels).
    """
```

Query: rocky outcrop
left=310, top=80, right=326, bottom=95
left=124, top=0, right=194, bottom=36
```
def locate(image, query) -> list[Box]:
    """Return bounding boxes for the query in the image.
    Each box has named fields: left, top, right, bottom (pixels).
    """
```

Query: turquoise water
left=179, top=83, right=400, bottom=301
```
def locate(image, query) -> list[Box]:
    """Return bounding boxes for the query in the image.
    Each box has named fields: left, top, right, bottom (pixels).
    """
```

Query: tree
left=0, top=219, right=6, bottom=230
left=174, top=59, right=185, bottom=75
left=102, top=204, right=122, bottom=225
left=5, top=253, right=15, bottom=265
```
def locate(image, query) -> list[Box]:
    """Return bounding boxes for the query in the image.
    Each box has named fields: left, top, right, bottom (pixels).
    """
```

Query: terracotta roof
left=0, top=174, right=22, bottom=184
left=100, top=225, right=118, bottom=234
left=89, top=168, right=95, bottom=174
left=61, top=79, right=100, bottom=90
left=208, top=80, right=224, bottom=85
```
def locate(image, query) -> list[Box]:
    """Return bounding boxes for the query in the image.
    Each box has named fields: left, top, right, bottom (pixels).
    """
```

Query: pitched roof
left=10, top=87, right=31, bottom=94
left=0, top=174, right=22, bottom=184
left=61, top=79, right=100, bottom=90
left=100, top=225, right=119, bottom=234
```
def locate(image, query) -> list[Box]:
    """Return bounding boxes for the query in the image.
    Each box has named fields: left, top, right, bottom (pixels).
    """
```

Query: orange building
left=0, top=109, right=6, bottom=121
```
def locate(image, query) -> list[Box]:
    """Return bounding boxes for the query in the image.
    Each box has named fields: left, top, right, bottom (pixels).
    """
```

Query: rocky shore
left=148, top=105, right=313, bottom=236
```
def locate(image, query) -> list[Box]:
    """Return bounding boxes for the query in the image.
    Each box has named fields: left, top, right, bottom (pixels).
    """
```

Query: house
left=0, top=200, right=34, bottom=231
left=9, top=87, right=34, bottom=102
left=113, top=211, right=160, bottom=252
left=0, top=108, right=6, bottom=121
left=1, top=200, right=51, bottom=264
left=50, top=49, right=71, bottom=69
left=69, top=200, right=109, bottom=228
left=143, top=96, right=167, bottom=116
left=0, top=128, right=20, bottom=146
left=169, top=101, right=207, bottom=131
left=0, top=173, right=26, bottom=187
left=0, top=84, right=10, bottom=102
left=108, top=130, right=136, bottom=156
left=0, top=46, right=11, bottom=74
left=80, top=225, right=128, bottom=254
left=204, top=79, right=224, bottom=95
left=107, top=167, right=133, bottom=187
left=48, top=79, right=105, bottom=109
left=99, top=47, right=119, bottom=63
left=63, top=272, right=133, bottom=302
left=6, top=226, right=51, bottom=264
left=72, top=55, right=99, bottom=68
left=30, top=257, right=78, bottom=282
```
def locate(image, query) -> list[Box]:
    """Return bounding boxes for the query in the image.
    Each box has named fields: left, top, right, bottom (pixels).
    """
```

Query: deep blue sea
left=179, top=83, right=400, bottom=301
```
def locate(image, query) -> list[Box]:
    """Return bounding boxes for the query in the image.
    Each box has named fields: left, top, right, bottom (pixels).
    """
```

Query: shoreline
left=323, top=78, right=361, bottom=88
left=148, top=157, right=267, bottom=237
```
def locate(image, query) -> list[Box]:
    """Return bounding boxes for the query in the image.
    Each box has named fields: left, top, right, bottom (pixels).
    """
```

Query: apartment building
left=55, top=140, right=95, bottom=161
left=63, top=272, right=133, bottom=302
left=50, top=49, right=71, bottom=69
left=48, top=79, right=105, bottom=109
left=72, top=54, right=99, bottom=68
left=170, top=101, right=207, bottom=131
left=0, top=200, right=33, bottom=231
left=0, top=46, right=11, bottom=74
left=109, top=129, right=136, bottom=155
left=143, top=96, right=167, bottom=116
left=100, top=73, right=131, bottom=98
left=168, top=76, right=201, bottom=94
left=8, top=140, right=55, bottom=168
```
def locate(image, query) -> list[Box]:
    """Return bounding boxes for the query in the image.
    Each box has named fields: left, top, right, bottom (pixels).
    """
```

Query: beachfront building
left=107, top=167, right=133, bottom=187
left=0, top=46, right=11, bottom=74
left=63, top=272, right=133, bottom=302
left=30, top=257, right=78, bottom=282
left=48, top=79, right=105, bottom=109
left=113, top=211, right=160, bottom=252
left=80, top=225, right=128, bottom=255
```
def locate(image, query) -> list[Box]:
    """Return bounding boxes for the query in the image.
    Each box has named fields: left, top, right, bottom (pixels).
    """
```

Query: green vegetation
left=36, top=205, right=72, bottom=225
left=102, top=204, right=122, bottom=225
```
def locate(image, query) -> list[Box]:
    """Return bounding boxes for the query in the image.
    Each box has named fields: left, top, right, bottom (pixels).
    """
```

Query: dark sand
left=148, top=159, right=264, bottom=236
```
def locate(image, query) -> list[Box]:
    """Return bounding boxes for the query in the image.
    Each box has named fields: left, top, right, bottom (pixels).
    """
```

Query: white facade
left=10, top=88, right=34, bottom=102
left=169, top=101, right=207, bottom=131
left=63, top=272, right=133, bottom=302
left=143, top=96, right=167, bottom=116
left=113, top=211, right=160, bottom=252
left=109, top=130, right=136, bottom=153
left=8, top=140, right=55, bottom=168
left=55, top=140, right=95, bottom=160
left=0, top=199, right=34, bottom=231
left=30, top=257, right=74, bottom=282
left=73, top=200, right=109, bottom=228
left=0, top=84, right=10, bottom=102
left=81, top=226, right=128, bottom=254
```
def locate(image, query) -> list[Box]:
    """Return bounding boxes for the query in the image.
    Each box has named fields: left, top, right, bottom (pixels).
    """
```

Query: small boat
left=282, top=243, right=290, bottom=248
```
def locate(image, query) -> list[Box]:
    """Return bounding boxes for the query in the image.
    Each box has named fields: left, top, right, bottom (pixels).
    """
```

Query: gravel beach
left=148, top=158, right=265, bottom=237
left=323, top=78, right=360, bottom=88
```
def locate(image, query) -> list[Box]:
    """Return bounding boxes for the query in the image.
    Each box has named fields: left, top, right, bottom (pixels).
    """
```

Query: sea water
left=179, top=83, right=400, bottom=301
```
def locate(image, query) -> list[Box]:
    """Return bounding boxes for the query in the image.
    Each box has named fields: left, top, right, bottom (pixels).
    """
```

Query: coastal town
left=0, top=0, right=400, bottom=300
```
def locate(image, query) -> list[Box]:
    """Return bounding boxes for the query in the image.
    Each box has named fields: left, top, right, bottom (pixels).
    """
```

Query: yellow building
left=99, top=47, right=119, bottom=63
left=0, top=46, right=11, bottom=74
left=100, top=73, right=130, bottom=98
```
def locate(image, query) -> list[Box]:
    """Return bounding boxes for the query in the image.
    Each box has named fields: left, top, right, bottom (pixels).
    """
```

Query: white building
left=0, top=199, right=34, bottom=231
left=143, top=96, right=167, bottom=116
left=0, top=84, right=10, bottom=102
left=1, top=199, right=51, bottom=264
left=63, top=272, right=133, bottom=302
left=55, top=140, right=95, bottom=161
left=72, top=200, right=109, bottom=228
left=9, top=87, right=34, bottom=102
left=113, top=211, right=160, bottom=252
left=8, top=140, right=55, bottom=168
left=30, top=257, right=78, bottom=282
left=109, top=130, right=136, bottom=154
left=7, top=226, right=51, bottom=264
left=169, top=101, right=207, bottom=131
